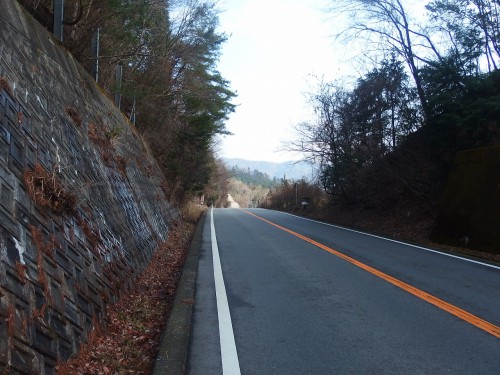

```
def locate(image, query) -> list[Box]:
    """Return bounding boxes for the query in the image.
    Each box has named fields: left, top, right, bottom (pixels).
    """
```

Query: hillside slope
left=223, top=158, right=316, bottom=181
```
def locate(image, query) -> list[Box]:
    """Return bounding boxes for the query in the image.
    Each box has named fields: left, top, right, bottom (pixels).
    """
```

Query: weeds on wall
left=14, top=261, right=28, bottom=284
left=76, top=216, right=101, bottom=253
left=16, top=111, right=24, bottom=125
left=6, top=303, right=16, bottom=338
left=31, top=303, right=47, bottom=322
left=2, top=299, right=27, bottom=350
left=23, top=163, right=78, bottom=215
left=30, top=225, right=58, bottom=305
left=88, top=122, right=127, bottom=177
left=21, top=314, right=28, bottom=337
left=0, top=76, right=14, bottom=97
left=65, top=106, right=82, bottom=126
left=88, top=122, right=110, bottom=151
left=54, top=217, right=196, bottom=375
left=115, top=155, right=127, bottom=176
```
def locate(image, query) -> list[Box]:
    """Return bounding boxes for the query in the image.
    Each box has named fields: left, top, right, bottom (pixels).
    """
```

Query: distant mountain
left=222, top=158, right=316, bottom=181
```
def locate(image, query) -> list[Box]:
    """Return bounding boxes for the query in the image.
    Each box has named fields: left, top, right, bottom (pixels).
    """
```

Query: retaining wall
left=432, top=145, right=500, bottom=253
left=0, top=1, right=176, bottom=373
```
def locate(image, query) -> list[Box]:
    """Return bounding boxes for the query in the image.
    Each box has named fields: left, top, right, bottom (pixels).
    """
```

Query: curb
left=152, top=211, right=206, bottom=375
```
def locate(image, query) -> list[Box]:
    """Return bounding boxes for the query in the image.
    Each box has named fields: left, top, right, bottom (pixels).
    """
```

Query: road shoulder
left=152, top=211, right=206, bottom=375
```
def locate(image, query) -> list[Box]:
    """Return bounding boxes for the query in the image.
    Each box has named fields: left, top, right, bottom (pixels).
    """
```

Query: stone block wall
left=0, top=1, right=177, bottom=373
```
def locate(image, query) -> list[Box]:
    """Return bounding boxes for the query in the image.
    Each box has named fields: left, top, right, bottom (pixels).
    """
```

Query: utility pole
left=129, top=99, right=136, bottom=125
left=91, top=28, right=100, bottom=82
left=114, top=64, right=123, bottom=109
left=53, top=0, right=64, bottom=41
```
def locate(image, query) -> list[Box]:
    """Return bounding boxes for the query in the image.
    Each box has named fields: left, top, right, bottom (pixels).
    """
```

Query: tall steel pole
left=114, top=64, right=123, bottom=109
left=91, top=28, right=100, bottom=82
left=295, top=182, right=298, bottom=207
left=53, top=0, right=64, bottom=41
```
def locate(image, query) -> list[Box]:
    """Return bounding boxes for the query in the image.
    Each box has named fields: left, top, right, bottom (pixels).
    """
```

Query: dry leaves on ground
left=56, top=218, right=196, bottom=375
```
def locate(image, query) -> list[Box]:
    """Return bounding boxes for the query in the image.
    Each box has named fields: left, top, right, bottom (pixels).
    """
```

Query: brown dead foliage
left=32, top=303, right=48, bottom=321
left=14, top=261, right=28, bottom=284
left=88, top=123, right=127, bottom=176
left=115, top=155, right=128, bottom=177
left=30, top=225, right=57, bottom=302
left=23, top=163, right=78, bottom=215
left=6, top=303, right=15, bottom=338
left=0, top=76, right=14, bottom=97
left=66, top=106, right=83, bottom=126
left=55, top=217, right=197, bottom=374
left=77, top=217, right=102, bottom=252
left=88, top=123, right=112, bottom=151
left=30, top=225, right=59, bottom=261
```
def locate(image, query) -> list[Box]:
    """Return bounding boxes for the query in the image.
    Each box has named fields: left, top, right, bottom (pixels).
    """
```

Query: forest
left=229, top=166, right=278, bottom=189
left=286, top=0, right=500, bottom=200
left=265, top=0, right=500, bottom=253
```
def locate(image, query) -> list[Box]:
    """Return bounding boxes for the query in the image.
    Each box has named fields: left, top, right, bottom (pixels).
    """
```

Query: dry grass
left=88, top=123, right=128, bottom=177
left=181, top=200, right=205, bottom=224
left=65, top=106, right=83, bottom=126
left=23, top=163, right=78, bottom=215
left=0, top=76, right=14, bottom=97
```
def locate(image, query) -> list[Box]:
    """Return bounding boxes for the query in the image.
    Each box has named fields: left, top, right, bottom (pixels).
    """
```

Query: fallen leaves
left=56, top=217, right=197, bottom=374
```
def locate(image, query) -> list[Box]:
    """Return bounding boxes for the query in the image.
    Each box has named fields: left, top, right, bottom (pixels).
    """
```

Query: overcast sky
left=216, top=0, right=349, bottom=163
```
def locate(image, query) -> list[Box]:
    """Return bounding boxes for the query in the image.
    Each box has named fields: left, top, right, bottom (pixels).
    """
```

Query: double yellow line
left=242, top=209, right=500, bottom=340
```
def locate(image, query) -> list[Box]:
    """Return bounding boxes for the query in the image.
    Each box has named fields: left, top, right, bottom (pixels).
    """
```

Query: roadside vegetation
left=276, top=0, right=500, bottom=257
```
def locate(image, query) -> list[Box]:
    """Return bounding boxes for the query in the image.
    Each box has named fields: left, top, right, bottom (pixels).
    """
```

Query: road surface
left=187, top=208, right=500, bottom=374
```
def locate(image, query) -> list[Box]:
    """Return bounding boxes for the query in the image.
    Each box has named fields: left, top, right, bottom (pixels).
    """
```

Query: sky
left=216, top=0, right=348, bottom=163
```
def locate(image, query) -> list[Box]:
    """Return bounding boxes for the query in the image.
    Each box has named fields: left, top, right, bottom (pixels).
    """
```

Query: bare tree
left=288, top=80, right=357, bottom=195
left=427, top=0, right=500, bottom=72
left=331, top=0, right=445, bottom=120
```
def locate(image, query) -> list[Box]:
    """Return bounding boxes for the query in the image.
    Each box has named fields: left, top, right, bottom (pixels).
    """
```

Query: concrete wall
left=432, top=145, right=500, bottom=253
left=0, top=1, right=177, bottom=373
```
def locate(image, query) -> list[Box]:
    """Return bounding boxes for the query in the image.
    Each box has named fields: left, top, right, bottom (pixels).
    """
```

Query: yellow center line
left=241, top=209, right=500, bottom=340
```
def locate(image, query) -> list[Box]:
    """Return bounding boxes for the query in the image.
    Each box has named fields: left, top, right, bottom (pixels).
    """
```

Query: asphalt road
left=187, top=208, right=500, bottom=374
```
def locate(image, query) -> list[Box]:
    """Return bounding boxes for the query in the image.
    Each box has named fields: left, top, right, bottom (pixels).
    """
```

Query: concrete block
left=63, top=298, right=80, bottom=328
left=11, top=341, right=38, bottom=375
left=0, top=208, right=19, bottom=238
left=0, top=319, right=8, bottom=368
left=32, top=325, right=57, bottom=359
left=0, top=182, right=14, bottom=213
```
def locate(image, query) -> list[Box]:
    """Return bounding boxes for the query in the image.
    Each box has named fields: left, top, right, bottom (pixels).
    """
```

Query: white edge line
left=253, top=208, right=500, bottom=271
left=210, top=208, right=241, bottom=375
